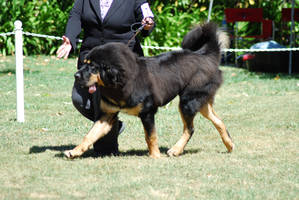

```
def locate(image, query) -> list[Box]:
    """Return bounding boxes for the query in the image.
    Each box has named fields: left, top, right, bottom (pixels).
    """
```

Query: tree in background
left=0, top=0, right=72, bottom=55
left=0, top=0, right=298, bottom=56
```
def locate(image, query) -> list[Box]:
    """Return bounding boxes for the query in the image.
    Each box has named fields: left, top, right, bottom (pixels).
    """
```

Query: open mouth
left=88, top=84, right=97, bottom=94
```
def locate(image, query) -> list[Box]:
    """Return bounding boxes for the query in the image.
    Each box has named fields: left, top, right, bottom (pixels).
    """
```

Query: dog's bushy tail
left=181, top=22, right=229, bottom=57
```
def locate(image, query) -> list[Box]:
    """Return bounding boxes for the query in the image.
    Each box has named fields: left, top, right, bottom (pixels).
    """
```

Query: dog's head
left=74, top=42, right=137, bottom=94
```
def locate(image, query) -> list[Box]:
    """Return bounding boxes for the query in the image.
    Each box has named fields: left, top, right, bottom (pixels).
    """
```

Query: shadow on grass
left=29, top=145, right=202, bottom=159
left=29, top=144, right=76, bottom=154
left=0, top=69, right=41, bottom=76
left=30, top=145, right=104, bottom=159
left=120, top=147, right=201, bottom=157
left=0, top=69, right=15, bottom=75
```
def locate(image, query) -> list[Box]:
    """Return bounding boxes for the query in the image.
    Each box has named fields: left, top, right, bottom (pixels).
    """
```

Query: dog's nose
left=74, top=72, right=81, bottom=80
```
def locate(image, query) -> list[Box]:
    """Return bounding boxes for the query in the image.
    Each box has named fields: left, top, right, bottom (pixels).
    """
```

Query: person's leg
left=72, top=81, right=120, bottom=155
left=90, top=86, right=120, bottom=155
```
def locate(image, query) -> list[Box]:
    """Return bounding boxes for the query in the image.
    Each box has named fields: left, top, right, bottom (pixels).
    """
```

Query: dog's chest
left=100, top=98, right=143, bottom=116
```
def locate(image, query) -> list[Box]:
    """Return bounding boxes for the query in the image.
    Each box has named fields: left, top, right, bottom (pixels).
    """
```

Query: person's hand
left=142, top=17, right=154, bottom=30
left=57, top=36, right=72, bottom=59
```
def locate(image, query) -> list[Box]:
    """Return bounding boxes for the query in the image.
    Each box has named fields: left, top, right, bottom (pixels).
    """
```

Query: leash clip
left=127, top=23, right=146, bottom=46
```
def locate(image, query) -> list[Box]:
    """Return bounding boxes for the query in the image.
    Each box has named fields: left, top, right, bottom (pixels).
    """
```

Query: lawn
left=0, top=55, right=298, bottom=199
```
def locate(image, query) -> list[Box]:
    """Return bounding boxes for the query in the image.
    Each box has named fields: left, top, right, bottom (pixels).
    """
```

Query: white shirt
left=100, top=0, right=113, bottom=20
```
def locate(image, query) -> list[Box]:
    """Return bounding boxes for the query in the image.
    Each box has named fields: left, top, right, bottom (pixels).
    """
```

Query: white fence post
left=14, top=20, right=24, bottom=123
left=288, top=0, right=295, bottom=75
left=207, top=0, right=214, bottom=22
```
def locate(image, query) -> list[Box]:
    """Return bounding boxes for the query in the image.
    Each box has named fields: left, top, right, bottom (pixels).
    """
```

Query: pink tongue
left=88, top=85, right=97, bottom=94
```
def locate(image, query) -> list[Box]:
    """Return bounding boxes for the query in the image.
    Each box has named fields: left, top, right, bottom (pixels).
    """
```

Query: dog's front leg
left=141, top=113, right=161, bottom=158
left=64, top=114, right=116, bottom=159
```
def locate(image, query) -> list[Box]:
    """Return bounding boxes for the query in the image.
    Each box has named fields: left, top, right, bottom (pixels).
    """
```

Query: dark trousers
left=72, top=81, right=119, bottom=155
left=71, top=42, right=144, bottom=155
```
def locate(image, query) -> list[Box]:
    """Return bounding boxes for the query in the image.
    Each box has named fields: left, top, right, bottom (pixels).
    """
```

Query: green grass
left=0, top=55, right=298, bottom=200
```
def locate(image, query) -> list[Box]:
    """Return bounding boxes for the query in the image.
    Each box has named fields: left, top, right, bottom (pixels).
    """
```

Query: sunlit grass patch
left=0, top=56, right=298, bottom=199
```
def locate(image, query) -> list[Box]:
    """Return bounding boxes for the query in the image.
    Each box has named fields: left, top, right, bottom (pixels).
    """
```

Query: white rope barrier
left=222, top=47, right=299, bottom=52
left=1, top=30, right=299, bottom=53
left=22, top=32, right=83, bottom=43
left=23, top=32, right=63, bottom=41
left=0, top=32, right=15, bottom=37
left=141, top=45, right=181, bottom=51
left=0, top=20, right=298, bottom=122
left=142, top=45, right=299, bottom=52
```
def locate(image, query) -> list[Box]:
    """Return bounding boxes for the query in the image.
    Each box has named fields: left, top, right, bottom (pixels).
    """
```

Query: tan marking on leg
left=200, top=102, right=234, bottom=152
left=100, top=98, right=143, bottom=117
left=64, top=115, right=116, bottom=159
left=100, top=100, right=120, bottom=114
left=144, top=127, right=161, bottom=158
left=167, top=107, right=194, bottom=157
left=122, top=103, right=143, bottom=116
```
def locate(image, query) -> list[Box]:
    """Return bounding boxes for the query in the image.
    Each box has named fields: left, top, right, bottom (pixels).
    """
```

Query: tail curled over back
left=181, top=22, right=229, bottom=56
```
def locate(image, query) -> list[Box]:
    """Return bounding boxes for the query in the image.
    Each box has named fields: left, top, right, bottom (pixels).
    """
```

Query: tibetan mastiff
left=64, top=22, right=234, bottom=158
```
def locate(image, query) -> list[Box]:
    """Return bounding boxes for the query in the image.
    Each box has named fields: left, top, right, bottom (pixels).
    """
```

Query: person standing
left=57, top=0, right=155, bottom=155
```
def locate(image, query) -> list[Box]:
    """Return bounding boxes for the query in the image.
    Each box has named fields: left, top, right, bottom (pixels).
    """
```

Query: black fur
left=73, top=22, right=233, bottom=156
left=77, top=23, right=222, bottom=110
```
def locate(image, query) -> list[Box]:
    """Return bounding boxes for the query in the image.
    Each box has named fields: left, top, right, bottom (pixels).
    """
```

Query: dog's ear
left=107, top=68, right=119, bottom=84
left=102, top=66, right=124, bottom=88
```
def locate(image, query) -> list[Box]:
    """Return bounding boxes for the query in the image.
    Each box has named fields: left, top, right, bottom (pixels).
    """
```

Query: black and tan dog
left=64, top=22, right=234, bottom=158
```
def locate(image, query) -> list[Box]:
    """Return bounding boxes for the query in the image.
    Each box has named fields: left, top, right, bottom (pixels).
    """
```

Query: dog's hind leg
left=64, top=114, right=117, bottom=159
left=200, top=102, right=234, bottom=152
left=167, top=106, right=195, bottom=157
left=141, top=113, right=161, bottom=158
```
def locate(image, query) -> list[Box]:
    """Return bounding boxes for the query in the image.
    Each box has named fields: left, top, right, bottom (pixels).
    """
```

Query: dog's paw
left=64, top=150, right=81, bottom=159
left=167, top=147, right=183, bottom=157
left=227, top=143, right=235, bottom=153
left=149, top=152, right=161, bottom=158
